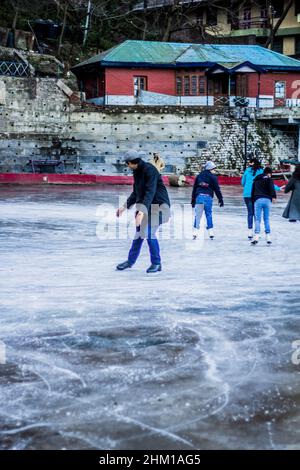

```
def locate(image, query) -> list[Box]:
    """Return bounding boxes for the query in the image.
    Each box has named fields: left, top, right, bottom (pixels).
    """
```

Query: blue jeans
left=244, top=197, right=254, bottom=230
left=254, top=198, right=271, bottom=234
left=128, top=209, right=168, bottom=266
left=194, top=194, right=213, bottom=230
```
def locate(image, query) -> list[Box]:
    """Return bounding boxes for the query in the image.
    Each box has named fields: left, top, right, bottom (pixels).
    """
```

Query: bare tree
left=57, top=0, right=69, bottom=55
left=265, top=0, right=294, bottom=49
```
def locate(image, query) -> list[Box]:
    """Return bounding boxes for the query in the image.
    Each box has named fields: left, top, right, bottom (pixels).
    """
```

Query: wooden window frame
left=133, top=76, right=147, bottom=97
left=176, top=74, right=207, bottom=96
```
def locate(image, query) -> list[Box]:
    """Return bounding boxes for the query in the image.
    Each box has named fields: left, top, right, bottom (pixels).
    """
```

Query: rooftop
left=72, top=40, right=300, bottom=72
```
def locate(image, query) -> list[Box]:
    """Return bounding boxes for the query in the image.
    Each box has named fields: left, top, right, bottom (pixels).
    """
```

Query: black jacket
left=126, top=160, right=170, bottom=213
left=251, top=174, right=276, bottom=202
left=191, top=170, right=223, bottom=207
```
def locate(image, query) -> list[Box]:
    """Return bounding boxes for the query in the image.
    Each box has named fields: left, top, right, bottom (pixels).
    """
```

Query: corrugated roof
left=72, top=40, right=300, bottom=71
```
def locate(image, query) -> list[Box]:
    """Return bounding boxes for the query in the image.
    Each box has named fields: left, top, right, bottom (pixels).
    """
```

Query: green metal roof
left=72, top=40, right=300, bottom=71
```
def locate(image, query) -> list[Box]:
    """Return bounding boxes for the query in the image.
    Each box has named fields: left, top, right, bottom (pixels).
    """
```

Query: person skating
left=191, top=161, right=224, bottom=240
left=241, top=158, right=263, bottom=240
left=149, top=152, right=165, bottom=173
left=116, top=150, right=170, bottom=273
left=242, top=157, right=283, bottom=239
left=282, top=163, right=300, bottom=222
left=251, top=167, right=276, bottom=245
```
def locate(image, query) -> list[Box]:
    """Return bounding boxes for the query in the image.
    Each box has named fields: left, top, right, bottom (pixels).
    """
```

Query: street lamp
left=241, top=107, right=251, bottom=171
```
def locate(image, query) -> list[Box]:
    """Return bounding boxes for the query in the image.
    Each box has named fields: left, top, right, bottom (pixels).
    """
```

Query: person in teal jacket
left=242, top=157, right=283, bottom=239
left=242, top=158, right=263, bottom=239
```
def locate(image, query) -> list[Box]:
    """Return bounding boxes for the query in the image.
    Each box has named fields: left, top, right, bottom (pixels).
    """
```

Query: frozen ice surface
left=0, top=185, right=299, bottom=450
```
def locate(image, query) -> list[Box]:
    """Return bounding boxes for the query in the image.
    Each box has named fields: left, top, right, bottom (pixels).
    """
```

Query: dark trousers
left=128, top=224, right=161, bottom=265
left=244, top=197, right=254, bottom=230
left=128, top=207, right=169, bottom=266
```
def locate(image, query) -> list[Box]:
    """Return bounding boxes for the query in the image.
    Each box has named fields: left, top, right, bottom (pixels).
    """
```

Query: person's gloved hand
left=219, top=201, right=224, bottom=207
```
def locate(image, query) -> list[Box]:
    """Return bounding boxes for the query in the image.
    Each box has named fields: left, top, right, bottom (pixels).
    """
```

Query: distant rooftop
left=132, top=0, right=205, bottom=11
left=72, top=40, right=300, bottom=72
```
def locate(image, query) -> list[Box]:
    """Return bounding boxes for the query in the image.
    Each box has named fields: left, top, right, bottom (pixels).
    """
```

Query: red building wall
left=82, top=66, right=300, bottom=103
left=248, top=72, right=300, bottom=98
left=105, top=68, right=176, bottom=96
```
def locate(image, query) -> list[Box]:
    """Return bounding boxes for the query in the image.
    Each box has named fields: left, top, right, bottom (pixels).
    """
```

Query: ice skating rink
left=0, top=185, right=299, bottom=450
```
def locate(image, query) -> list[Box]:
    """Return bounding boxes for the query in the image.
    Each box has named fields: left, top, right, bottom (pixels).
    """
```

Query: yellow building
left=201, top=0, right=300, bottom=57
left=133, top=1, right=300, bottom=57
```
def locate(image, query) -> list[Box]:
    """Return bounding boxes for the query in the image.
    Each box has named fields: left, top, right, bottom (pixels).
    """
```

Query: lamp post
left=241, top=107, right=250, bottom=171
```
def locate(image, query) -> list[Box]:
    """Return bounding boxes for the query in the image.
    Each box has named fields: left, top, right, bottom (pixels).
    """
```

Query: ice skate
left=146, top=264, right=162, bottom=273
left=208, top=228, right=214, bottom=240
left=248, top=229, right=253, bottom=240
left=192, top=228, right=199, bottom=240
left=116, top=261, right=132, bottom=271
left=266, top=234, right=272, bottom=245
left=251, top=234, right=259, bottom=245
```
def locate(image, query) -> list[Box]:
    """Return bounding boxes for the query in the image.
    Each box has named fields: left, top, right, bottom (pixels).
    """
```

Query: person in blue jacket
left=242, top=157, right=283, bottom=239
left=191, top=161, right=224, bottom=240
left=241, top=158, right=263, bottom=240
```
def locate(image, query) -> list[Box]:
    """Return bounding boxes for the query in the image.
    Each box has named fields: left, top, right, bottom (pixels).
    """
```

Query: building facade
left=72, top=40, right=300, bottom=108
left=132, top=1, right=300, bottom=58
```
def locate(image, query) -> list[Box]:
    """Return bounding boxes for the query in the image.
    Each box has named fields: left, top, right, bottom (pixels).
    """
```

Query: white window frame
left=275, top=81, right=286, bottom=99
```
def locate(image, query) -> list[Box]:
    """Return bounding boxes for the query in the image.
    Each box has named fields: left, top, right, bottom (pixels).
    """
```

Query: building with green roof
left=72, top=40, right=300, bottom=107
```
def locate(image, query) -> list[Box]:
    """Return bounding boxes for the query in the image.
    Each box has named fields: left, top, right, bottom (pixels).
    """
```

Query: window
left=260, top=7, right=269, bottom=27
left=206, top=8, right=217, bottom=26
left=296, top=0, right=300, bottom=16
left=275, top=81, right=286, bottom=99
left=133, top=76, right=147, bottom=97
left=261, top=7, right=268, bottom=19
left=199, top=77, right=206, bottom=95
left=176, top=74, right=207, bottom=96
left=272, top=37, right=283, bottom=53
left=176, top=76, right=182, bottom=95
left=244, top=7, right=251, bottom=21
left=191, top=76, right=198, bottom=95
left=184, top=76, right=190, bottom=95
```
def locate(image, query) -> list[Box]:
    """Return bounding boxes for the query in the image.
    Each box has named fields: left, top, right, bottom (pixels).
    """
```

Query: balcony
left=231, top=17, right=270, bottom=31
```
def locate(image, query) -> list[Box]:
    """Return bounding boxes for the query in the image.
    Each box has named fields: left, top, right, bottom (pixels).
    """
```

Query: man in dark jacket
left=251, top=167, right=276, bottom=245
left=191, top=161, right=224, bottom=240
left=116, top=150, right=170, bottom=273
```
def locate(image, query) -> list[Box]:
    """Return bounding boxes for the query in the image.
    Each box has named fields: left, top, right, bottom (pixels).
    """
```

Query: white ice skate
left=208, top=229, right=214, bottom=240
left=192, top=228, right=199, bottom=240
left=251, top=234, right=259, bottom=245
left=248, top=229, right=253, bottom=240
left=266, top=234, right=272, bottom=245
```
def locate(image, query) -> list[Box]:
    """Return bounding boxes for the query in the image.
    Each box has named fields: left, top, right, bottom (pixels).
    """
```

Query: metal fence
left=0, top=60, right=30, bottom=77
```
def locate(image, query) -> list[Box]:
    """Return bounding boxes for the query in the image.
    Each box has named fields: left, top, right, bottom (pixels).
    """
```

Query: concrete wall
left=0, top=76, right=297, bottom=176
